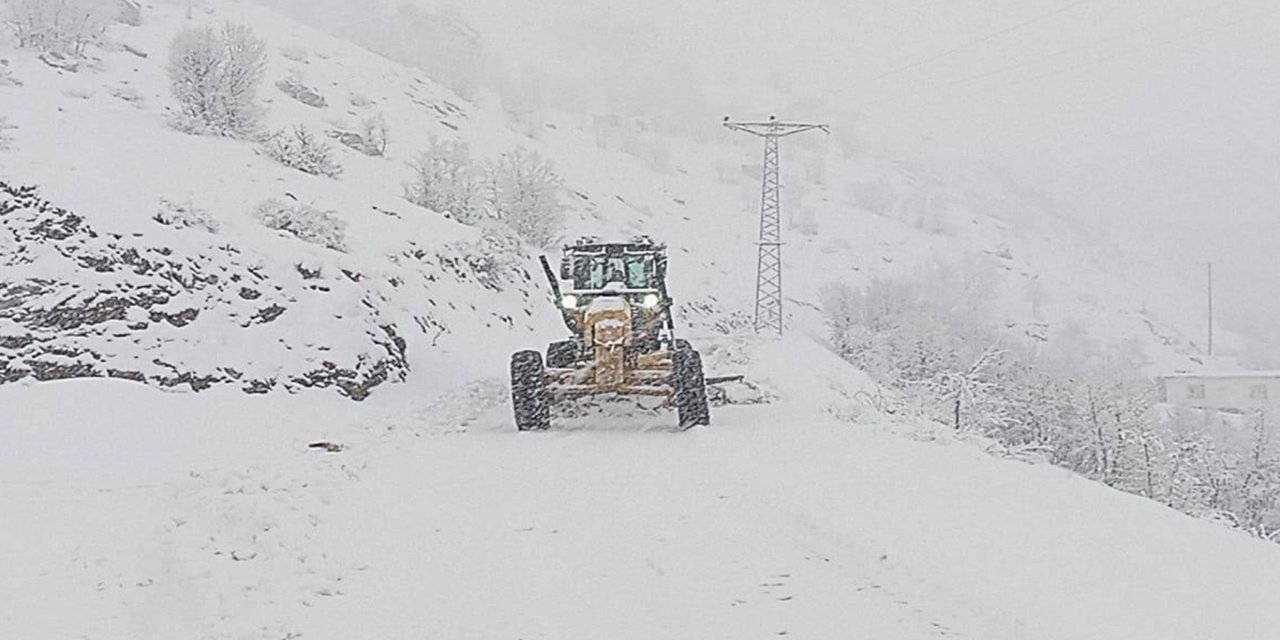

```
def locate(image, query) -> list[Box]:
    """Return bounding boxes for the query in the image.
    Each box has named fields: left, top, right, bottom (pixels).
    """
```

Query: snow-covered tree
left=167, top=22, right=266, bottom=137
left=1236, top=411, right=1280, bottom=538
left=404, top=136, right=479, bottom=222
left=820, top=257, right=1280, bottom=544
left=821, top=257, right=1010, bottom=433
left=481, top=148, right=564, bottom=248
left=3, top=0, right=114, bottom=57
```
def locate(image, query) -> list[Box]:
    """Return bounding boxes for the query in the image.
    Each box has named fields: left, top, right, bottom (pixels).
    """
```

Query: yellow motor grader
left=509, top=236, right=711, bottom=430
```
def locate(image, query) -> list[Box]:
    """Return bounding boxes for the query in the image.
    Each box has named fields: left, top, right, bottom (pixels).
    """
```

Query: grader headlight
left=640, top=293, right=661, bottom=308
left=560, top=294, right=580, bottom=309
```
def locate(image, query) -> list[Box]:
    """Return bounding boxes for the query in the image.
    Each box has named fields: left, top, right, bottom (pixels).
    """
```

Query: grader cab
left=509, top=236, right=710, bottom=430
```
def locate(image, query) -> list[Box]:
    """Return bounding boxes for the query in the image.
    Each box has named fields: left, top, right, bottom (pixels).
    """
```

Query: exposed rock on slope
left=0, top=181, right=406, bottom=398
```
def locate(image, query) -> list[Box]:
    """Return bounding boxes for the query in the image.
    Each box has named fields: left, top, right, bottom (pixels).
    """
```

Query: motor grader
left=509, top=235, right=711, bottom=430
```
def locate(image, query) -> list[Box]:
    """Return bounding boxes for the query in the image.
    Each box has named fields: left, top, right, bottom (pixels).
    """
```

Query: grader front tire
left=673, top=346, right=710, bottom=428
left=510, top=350, right=551, bottom=431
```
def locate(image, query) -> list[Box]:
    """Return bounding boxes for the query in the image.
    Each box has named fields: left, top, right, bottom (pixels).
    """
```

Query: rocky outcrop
left=0, top=181, right=407, bottom=398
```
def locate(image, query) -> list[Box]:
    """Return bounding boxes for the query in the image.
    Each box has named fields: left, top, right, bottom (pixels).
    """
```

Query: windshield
left=573, top=254, right=655, bottom=290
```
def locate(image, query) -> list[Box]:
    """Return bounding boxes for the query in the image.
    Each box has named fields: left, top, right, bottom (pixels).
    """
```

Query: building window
left=1252, top=384, right=1269, bottom=400
left=1188, top=384, right=1206, bottom=400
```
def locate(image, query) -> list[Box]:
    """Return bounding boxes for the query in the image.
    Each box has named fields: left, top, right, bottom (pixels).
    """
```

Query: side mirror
left=559, top=257, right=572, bottom=280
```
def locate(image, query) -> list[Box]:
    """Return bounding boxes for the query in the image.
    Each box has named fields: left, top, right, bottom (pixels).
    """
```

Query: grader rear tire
left=510, top=350, right=551, bottom=431
left=673, top=346, right=710, bottom=428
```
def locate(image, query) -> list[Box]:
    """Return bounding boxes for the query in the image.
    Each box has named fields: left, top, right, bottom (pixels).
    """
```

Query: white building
left=1157, top=371, right=1280, bottom=412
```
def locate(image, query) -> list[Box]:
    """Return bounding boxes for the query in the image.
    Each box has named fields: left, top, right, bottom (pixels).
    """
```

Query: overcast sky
left=435, top=0, right=1279, bottom=330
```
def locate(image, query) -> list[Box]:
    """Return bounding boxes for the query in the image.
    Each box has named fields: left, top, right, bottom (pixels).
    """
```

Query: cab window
left=573, top=255, right=653, bottom=289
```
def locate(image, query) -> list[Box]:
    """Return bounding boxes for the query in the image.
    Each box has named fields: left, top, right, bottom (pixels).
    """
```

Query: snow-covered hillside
left=0, top=0, right=1213, bottom=397
left=5, top=2, right=1277, bottom=639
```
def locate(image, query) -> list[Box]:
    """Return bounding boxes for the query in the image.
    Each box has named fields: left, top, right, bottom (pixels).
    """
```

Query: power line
left=842, top=0, right=1094, bottom=92
left=853, top=6, right=1273, bottom=113
left=940, top=2, right=1231, bottom=90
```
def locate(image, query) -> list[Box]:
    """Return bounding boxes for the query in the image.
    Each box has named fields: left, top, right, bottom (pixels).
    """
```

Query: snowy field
left=5, top=336, right=1280, bottom=640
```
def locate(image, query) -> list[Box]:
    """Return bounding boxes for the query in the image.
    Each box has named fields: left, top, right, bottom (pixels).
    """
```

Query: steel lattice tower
left=724, top=116, right=828, bottom=335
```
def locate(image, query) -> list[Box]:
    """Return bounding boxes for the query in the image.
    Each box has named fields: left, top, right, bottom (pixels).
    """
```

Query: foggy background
left=259, top=0, right=1280, bottom=357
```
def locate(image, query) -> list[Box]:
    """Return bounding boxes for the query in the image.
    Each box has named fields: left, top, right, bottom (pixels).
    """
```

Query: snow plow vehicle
left=509, top=235, right=711, bottom=430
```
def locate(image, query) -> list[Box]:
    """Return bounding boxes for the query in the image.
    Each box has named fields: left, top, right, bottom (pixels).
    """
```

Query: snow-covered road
left=6, top=339, right=1280, bottom=640
left=312, top=402, right=1027, bottom=640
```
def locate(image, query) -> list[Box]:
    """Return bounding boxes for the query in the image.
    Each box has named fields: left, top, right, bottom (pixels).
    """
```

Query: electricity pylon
left=723, top=115, right=828, bottom=335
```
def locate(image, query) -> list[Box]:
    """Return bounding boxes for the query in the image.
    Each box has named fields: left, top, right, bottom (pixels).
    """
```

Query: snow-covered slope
left=0, top=1, right=560, bottom=393
left=0, top=0, right=1213, bottom=398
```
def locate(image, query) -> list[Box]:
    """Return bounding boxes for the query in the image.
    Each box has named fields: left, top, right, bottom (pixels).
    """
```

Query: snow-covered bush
left=356, top=114, right=388, bottom=156
left=275, top=76, right=326, bottom=107
left=167, top=22, right=266, bottom=137
left=451, top=225, right=526, bottom=292
left=253, top=197, right=346, bottom=251
left=404, top=136, right=479, bottom=221
left=258, top=125, right=342, bottom=178
left=154, top=198, right=219, bottom=233
left=328, top=113, right=388, bottom=157
left=3, top=0, right=114, bottom=57
left=481, top=148, right=564, bottom=248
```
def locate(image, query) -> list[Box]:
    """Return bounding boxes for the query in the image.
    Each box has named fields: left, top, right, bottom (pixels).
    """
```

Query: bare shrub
left=253, top=197, right=346, bottom=251
left=167, top=22, right=266, bottom=137
left=258, top=125, right=342, bottom=178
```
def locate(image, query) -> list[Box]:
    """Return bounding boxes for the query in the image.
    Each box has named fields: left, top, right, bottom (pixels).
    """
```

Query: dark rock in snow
left=0, top=181, right=408, bottom=398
